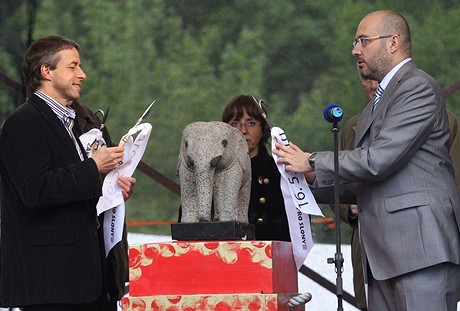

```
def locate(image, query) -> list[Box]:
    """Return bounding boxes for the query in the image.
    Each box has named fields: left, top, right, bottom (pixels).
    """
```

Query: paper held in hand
left=80, top=123, right=152, bottom=256
left=98, top=123, right=152, bottom=255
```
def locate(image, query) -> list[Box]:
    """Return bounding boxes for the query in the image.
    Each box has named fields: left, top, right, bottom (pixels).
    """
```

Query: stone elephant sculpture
left=177, top=121, right=251, bottom=224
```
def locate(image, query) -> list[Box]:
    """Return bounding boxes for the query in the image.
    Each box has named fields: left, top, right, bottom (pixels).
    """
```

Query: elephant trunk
left=195, top=169, right=215, bottom=222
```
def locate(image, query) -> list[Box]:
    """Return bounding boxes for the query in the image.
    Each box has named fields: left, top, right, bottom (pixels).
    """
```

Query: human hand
left=118, top=176, right=137, bottom=201
left=272, top=141, right=314, bottom=174
left=92, top=146, right=125, bottom=174
left=349, top=204, right=358, bottom=216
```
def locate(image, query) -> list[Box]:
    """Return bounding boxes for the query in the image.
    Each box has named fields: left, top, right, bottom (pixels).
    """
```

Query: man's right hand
left=350, top=204, right=359, bottom=216
left=91, top=146, right=125, bottom=173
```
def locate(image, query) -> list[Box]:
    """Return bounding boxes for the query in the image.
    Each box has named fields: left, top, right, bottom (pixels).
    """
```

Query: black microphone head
left=323, top=103, right=344, bottom=123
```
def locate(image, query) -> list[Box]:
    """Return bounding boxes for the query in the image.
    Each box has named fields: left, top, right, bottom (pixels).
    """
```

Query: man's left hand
left=118, top=176, right=137, bottom=201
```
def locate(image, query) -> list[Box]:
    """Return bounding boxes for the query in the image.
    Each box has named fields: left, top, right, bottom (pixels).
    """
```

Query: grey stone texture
left=177, top=121, right=251, bottom=224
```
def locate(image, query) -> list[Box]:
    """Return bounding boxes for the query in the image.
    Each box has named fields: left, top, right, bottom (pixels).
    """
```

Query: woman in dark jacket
left=222, top=95, right=290, bottom=241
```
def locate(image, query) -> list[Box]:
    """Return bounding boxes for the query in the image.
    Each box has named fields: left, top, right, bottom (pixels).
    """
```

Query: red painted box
left=122, top=293, right=305, bottom=311
left=129, top=240, right=298, bottom=296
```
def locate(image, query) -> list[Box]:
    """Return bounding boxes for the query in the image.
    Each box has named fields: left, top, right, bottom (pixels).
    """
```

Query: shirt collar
left=34, top=91, right=76, bottom=120
left=379, top=58, right=412, bottom=91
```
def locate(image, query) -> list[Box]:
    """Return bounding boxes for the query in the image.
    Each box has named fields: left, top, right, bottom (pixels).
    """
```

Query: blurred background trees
left=1, top=0, right=460, bottom=242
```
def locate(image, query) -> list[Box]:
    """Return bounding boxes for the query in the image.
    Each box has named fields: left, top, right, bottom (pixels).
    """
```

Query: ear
left=389, top=34, right=401, bottom=54
left=40, top=64, right=52, bottom=81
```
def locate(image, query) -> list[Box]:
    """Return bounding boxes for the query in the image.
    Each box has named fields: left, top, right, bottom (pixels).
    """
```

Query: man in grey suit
left=273, top=10, right=460, bottom=311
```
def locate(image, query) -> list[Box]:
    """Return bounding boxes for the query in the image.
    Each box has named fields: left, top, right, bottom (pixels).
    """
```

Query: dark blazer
left=71, top=101, right=129, bottom=301
left=249, top=146, right=290, bottom=241
left=316, top=61, right=460, bottom=280
left=0, top=95, right=104, bottom=306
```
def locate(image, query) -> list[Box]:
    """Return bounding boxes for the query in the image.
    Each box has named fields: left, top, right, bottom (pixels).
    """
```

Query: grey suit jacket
left=315, top=61, right=460, bottom=280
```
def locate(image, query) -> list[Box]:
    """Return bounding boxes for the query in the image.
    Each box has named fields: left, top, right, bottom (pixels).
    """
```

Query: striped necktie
left=373, top=85, right=384, bottom=112
left=64, top=114, right=84, bottom=160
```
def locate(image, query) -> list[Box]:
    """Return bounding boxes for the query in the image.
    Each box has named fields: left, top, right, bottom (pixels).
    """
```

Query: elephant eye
left=184, top=140, right=189, bottom=149
left=221, top=139, right=228, bottom=147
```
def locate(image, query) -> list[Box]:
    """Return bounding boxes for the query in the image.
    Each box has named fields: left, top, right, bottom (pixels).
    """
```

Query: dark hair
left=222, top=94, right=271, bottom=145
left=22, top=35, right=80, bottom=93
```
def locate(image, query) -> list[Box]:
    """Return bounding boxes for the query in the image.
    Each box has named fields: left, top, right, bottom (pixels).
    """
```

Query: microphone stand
left=327, top=119, right=344, bottom=311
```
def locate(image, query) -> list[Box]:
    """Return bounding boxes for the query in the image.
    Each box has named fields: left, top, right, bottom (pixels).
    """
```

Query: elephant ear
left=186, top=155, right=195, bottom=169
left=177, top=138, right=191, bottom=176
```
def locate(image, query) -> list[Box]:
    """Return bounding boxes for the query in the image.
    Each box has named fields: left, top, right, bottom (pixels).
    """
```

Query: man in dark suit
left=0, top=35, right=130, bottom=310
left=274, top=10, right=460, bottom=310
left=71, top=101, right=134, bottom=310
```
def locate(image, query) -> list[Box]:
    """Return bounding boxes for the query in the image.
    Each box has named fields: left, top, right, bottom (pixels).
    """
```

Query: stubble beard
left=361, top=45, right=392, bottom=82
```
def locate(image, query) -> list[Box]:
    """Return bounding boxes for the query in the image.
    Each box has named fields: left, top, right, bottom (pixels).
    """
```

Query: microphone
left=323, top=103, right=344, bottom=123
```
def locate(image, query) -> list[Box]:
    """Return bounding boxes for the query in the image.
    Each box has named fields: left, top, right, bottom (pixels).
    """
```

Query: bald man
left=332, top=76, right=378, bottom=311
left=275, top=10, right=460, bottom=310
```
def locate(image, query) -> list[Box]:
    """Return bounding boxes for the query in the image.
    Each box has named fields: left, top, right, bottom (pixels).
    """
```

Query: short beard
left=362, top=43, right=392, bottom=82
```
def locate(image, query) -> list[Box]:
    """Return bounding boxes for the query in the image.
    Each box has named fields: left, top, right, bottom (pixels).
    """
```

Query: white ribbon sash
left=79, top=128, right=106, bottom=156
left=80, top=124, right=152, bottom=256
left=271, top=127, right=324, bottom=269
left=99, top=123, right=152, bottom=256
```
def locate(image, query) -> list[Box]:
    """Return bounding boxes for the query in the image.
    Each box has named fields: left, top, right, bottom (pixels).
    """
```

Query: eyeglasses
left=230, top=120, right=259, bottom=128
left=352, top=35, right=394, bottom=48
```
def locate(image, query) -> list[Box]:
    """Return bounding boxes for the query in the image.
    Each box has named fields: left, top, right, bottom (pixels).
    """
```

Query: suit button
left=259, top=197, right=266, bottom=204
left=257, top=217, right=264, bottom=223
left=93, top=231, right=98, bottom=237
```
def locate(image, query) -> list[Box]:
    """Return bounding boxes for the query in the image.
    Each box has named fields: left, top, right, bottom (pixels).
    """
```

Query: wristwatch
left=308, top=152, right=317, bottom=168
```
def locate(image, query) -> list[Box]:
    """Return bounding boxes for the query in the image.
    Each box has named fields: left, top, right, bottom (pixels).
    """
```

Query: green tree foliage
left=1, top=0, right=459, bottom=241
